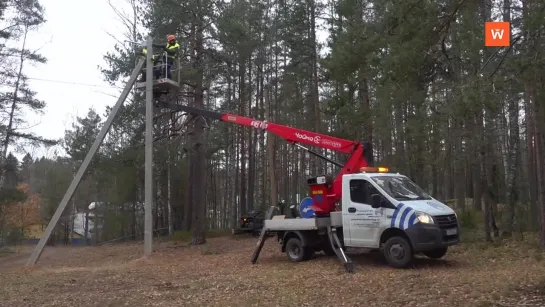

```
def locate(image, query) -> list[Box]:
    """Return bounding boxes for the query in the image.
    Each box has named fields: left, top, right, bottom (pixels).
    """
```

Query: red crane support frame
left=160, top=102, right=373, bottom=216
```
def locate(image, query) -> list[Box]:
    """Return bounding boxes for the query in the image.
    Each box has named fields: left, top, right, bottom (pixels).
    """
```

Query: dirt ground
left=1, top=235, right=545, bottom=307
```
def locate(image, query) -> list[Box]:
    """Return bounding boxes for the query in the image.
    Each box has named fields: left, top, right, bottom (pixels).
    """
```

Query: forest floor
left=1, top=234, right=545, bottom=307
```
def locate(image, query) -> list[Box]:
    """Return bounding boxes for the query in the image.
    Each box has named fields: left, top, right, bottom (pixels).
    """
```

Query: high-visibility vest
left=142, top=48, right=157, bottom=60
left=165, top=42, right=180, bottom=59
left=142, top=48, right=157, bottom=62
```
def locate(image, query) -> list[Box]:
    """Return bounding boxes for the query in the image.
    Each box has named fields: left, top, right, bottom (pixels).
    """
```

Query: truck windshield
left=370, top=176, right=432, bottom=201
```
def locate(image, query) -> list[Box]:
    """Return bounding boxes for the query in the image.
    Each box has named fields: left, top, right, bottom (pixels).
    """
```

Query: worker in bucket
left=157, top=34, right=180, bottom=79
left=138, top=35, right=179, bottom=81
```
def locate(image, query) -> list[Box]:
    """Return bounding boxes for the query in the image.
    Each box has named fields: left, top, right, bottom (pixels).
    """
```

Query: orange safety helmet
left=167, top=34, right=176, bottom=42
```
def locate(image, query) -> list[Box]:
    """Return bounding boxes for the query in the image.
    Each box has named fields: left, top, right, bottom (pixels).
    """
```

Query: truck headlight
left=416, top=211, right=434, bottom=224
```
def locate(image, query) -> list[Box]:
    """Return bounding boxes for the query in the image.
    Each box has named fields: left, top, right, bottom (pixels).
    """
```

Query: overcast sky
left=10, top=0, right=330, bottom=162
left=10, top=0, right=130, bottom=160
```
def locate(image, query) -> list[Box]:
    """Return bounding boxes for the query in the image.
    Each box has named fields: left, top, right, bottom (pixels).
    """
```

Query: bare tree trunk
left=481, top=150, right=493, bottom=242
left=265, top=87, right=277, bottom=209
left=167, top=147, right=173, bottom=235
left=454, top=117, right=466, bottom=210
left=238, top=54, right=248, bottom=215
left=233, top=127, right=240, bottom=226
left=500, top=0, right=519, bottom=235
left=189, top=16, right=207, bottom=245
left=530, top=83, right=545, bottom=247
left=247, top=59, right=256, bottom=210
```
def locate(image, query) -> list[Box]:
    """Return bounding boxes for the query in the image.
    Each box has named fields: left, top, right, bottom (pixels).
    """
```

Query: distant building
left=72, top=211, right=94, bottom=239
left=20, top=201, right=146, bottom=246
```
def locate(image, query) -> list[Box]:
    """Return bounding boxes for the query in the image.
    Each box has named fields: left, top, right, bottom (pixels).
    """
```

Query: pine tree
left=0, top=0, right=55, bottom=189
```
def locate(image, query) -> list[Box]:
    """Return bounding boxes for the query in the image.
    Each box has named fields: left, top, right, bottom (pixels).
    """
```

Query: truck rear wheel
left=285, top=237, right=313, bottom=262
left=423, top=247, right=448, bottom=259
left=383, top=236, right=413, bottom=268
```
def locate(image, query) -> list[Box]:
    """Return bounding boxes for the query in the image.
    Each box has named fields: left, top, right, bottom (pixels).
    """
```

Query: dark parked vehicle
left=232, top=202, right=301, bottom=236
left=232, top=210, right=265, bottom=236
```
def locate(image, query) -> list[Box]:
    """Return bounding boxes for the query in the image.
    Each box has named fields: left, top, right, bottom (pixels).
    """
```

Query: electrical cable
left=25, top=76, right=123, bottom=89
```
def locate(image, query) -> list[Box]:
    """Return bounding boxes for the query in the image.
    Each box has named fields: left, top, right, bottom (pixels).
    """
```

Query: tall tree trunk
left=167, top=147, right=173, bottom=235
left=471, top=111, right=483, bottom=211
left=502, top=0, right=519, bottom=235
left=454, top=117, right=466, bottom=210
left=238, top=55, right=248, bottom=215
left=481, top=148, right=493, bottom=242
left=247, top=55, right=256, bottom=210
left=189, top=16, right=207, bottom=245
left=265, top=87, right=277, bottom=209
left=530, top=82, right=545, bottom=247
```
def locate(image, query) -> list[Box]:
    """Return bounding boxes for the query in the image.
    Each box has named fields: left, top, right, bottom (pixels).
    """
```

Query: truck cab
left=341, top=169, right=459, bottom=267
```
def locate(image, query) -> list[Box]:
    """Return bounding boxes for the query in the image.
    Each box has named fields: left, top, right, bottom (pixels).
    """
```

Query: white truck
left=251, top=169, right=460, bottom=272
left=150, top=103, right=460, bottom=272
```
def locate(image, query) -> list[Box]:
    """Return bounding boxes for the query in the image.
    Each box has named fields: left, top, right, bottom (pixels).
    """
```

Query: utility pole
left=144, top=35, right=154, bottom=256
left=25, top=58, right=145, bottom=266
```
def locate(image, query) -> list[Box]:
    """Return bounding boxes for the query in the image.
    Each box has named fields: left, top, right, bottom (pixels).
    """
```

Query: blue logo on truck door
left=390, top=203, right=417, bottom=230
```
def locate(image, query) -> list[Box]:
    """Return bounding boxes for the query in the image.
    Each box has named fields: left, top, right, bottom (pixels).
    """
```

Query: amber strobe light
left=359, top=167, right=389, bottom=173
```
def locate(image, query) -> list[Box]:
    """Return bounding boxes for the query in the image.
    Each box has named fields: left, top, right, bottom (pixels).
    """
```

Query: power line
left=26, top=76, right=124, bottom=89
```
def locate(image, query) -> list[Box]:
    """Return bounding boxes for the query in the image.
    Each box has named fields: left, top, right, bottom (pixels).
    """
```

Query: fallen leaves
left=0, top=236, right=544, bottom=306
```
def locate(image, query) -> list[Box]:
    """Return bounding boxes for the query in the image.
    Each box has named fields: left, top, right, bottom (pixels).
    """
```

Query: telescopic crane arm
left=160, top=102, right=374, bottom=215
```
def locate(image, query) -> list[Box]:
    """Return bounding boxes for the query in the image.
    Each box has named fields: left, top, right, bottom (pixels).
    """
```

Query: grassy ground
left=1, top=232, right=544, bottom=307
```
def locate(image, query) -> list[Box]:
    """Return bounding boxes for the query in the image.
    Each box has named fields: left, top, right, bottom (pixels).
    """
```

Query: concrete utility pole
left=144, top=35, right=154, bottom=256
left=25, top=58, right=145, bottom=267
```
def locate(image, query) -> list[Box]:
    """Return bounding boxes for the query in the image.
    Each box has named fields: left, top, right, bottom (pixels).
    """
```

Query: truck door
left=344, top=179, right=382, bottom=248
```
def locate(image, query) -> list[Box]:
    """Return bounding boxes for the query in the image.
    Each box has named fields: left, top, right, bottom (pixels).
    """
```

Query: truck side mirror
left=370, top=194, right=381, bottom=208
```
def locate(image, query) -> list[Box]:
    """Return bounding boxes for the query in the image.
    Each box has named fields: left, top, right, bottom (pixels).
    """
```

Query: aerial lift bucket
left=134, top=50, right=181, bottom=97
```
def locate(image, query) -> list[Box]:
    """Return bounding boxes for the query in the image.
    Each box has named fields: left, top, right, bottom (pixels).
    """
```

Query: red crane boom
left=160, top=102, right=374, bottom=216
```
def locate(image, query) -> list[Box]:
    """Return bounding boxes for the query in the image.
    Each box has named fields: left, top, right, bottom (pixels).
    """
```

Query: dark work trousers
left=153, top=61, right=163, bottom=79
left=140, top=59, right=158, bottom=82
left=166, top=57, right=174, bottom=79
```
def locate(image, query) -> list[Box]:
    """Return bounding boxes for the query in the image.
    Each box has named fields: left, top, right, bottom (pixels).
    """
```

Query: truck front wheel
left=383, top=236, right=413, bottom=268
left=423, top=247, right=448, bottom=259
left=285, top=237, right=313, bottom=262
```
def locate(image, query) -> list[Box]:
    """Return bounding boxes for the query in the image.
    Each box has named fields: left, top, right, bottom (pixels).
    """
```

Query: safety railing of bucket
left=149, top=51, right=180, bottom=83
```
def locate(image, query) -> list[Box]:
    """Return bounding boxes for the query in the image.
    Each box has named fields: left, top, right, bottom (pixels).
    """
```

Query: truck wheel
left=383, top=236, right=413, bottom=268
left=423, top=247, right=448, bottom=259
left=285, top=237, right=306, bottom=262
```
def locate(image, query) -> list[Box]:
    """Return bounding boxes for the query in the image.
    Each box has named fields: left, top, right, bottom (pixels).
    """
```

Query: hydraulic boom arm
left=160, top=102, right=373, bottom=215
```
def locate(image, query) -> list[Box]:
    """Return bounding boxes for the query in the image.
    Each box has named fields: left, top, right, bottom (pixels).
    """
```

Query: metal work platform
left=135, top=78, right=179, bottom=92
left=133, top=50, right=181, bottom=94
